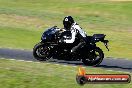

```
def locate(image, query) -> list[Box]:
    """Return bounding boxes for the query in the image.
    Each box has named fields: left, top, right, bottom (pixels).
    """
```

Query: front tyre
left=33, top=42, right=51, bottom=61
left=82, top=47, right=104, bottom=66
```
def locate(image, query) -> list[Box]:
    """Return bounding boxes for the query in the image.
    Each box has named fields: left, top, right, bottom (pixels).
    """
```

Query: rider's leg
left=71, top=41, right=85, bottom=53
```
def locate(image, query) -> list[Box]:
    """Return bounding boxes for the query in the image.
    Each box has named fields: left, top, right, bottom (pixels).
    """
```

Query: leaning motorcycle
left=33, top=26, right=109, bottom=66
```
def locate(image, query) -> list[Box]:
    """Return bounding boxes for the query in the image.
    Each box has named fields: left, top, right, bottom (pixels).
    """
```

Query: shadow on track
left=47, top=59, right=132, bottom=72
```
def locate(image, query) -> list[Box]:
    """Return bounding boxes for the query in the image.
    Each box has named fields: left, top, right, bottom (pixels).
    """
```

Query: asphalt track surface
left=0, top=48, right=132, bottom=72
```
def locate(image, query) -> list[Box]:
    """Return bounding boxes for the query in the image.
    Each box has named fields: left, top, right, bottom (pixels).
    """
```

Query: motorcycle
left=33, top=26, right=109, bottom=66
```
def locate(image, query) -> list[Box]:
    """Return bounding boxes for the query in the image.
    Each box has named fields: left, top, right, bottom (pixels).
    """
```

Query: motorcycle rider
left=60, top=16, right=87, bottom=53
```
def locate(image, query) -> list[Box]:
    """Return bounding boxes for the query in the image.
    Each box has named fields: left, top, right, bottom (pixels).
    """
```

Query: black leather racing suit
left=63, top=22, right=87, bottom=53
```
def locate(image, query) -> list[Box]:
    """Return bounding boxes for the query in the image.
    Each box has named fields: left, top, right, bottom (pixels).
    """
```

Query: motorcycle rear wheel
left=82, top=47, right=104, bottom=66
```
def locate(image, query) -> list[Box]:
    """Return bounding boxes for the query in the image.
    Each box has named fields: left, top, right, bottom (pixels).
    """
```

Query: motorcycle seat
left=93, top=34, right=105, bottom=39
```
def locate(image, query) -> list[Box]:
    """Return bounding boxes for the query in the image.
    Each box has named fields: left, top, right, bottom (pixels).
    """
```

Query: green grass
left=0, top=58, right=131, bottom=88
left=0, top=0, right=131, bottom=59
left=0, top=26, right=41, bottom=49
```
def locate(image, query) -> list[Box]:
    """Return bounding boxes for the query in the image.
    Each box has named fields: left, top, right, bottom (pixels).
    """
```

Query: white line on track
left=17, top=60, right=25, bottom=62
left=106, top=69, right=131, bottom=74
left=10, top=59, right=17, bottom=61
left=45, top=63, right=50, bottom=64
left=72, top=66, right=77, bottom=68
left=0, top=58, right=131, bottom=73
left=55, top=64, right=60, bottom=66
left=62, top=65, right=68, bottom=67
left=25, top=61, right=33, bottom=62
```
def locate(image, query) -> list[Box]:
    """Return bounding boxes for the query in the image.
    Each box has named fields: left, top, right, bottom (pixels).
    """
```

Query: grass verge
left=0, top=58, right=131, bottom=88
left=0, top=0, right=131, bottom=59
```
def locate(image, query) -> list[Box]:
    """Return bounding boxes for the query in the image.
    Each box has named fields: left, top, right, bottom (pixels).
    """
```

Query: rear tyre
left=33, top=42, right=51, bottom=61
left=82, top=47, right=104, bottom=66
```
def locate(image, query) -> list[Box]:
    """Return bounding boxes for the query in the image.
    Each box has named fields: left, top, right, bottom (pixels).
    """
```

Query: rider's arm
left=76, top=25, right=87, bottom=37
left=64, top=29, right=76, bottom=43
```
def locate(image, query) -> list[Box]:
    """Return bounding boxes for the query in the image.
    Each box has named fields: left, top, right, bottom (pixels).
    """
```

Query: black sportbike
left=33, top=26, right=109, bottom=66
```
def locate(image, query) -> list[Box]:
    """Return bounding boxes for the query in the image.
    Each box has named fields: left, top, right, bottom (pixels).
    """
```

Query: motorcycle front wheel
left=33, top=42, right=51, bottom=61
left=82, top=47, right=104, bottom=66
